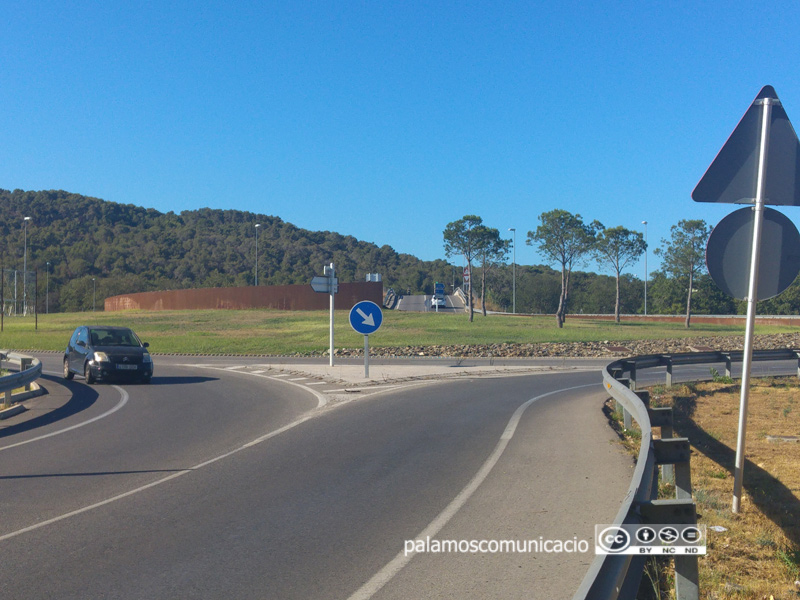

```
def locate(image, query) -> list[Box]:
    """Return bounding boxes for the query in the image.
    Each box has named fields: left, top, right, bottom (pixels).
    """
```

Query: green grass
left=0, top=309, right=791, bottom=355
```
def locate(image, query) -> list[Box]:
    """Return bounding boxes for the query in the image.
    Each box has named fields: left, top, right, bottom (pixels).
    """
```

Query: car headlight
left=93, top=351, right=110, bottom=362
left=143, top=353, right=152, bottom=363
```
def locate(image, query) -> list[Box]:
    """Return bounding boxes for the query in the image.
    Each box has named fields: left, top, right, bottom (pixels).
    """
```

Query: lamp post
left=508, top=228, right=516, bottom=314
left=642, top=220, right=648, bottom=316
left=23, top=217, right=31, bottom=315
left=46, top=261, right=50, bottom=314
left=254, top=223, right=261, bottom=286
left=92, top=278, right=96, bottom=312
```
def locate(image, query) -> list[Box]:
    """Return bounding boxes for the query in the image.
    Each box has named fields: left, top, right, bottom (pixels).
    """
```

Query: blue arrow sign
left=349, top=301, right=383, bottom=335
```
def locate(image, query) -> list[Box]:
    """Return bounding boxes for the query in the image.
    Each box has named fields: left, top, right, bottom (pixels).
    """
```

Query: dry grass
left=648, top=379, right=800, bottom=599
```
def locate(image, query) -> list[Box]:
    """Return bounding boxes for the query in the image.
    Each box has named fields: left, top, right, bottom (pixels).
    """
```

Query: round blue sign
left=349, top=301, right=383, bottom=335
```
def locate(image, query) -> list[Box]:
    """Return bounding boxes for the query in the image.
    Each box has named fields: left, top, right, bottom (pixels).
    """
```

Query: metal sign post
left=732, top=97, right=773, bottom=513
left=693, top=85, right=800, bottom=513
left=310, top=263, right=339, bottom=367
left=326, top=263, right=335, bottom=367
left=364, top=335, right=369, bottom=378
left=349, top=301, right=383, bottom=378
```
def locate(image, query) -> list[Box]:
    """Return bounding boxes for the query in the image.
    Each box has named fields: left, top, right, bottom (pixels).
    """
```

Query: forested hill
left=0, top=189, right=454, bottom=312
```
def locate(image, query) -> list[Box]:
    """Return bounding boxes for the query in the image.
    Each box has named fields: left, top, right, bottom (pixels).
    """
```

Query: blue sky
left=3, top=1, right=800, bottom=277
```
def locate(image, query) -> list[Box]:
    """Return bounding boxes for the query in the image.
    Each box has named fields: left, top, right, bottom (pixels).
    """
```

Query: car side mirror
left=143, top=342, right=149, bottom=348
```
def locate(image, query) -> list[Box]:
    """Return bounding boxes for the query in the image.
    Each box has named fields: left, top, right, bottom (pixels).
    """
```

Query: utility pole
left=642, top=220, right=648, bottom=316
left=508, top=227, right=516, bottom=313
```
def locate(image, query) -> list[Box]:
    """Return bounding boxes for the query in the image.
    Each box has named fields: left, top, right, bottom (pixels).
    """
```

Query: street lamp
left=508, top=228, right=516, bottom=314
left=92, top=278, right=96, bottom=312
left=642, top=220, right=648, bottom=316
left=23, top=217, right=31, bottom=315
left=46, top=261, right=50, bottom=314
left=254, top=223, right=261, bottom=286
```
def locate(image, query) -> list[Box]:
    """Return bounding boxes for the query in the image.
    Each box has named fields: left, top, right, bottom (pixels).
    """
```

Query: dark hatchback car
left=64, top=325, right=153, bottom=384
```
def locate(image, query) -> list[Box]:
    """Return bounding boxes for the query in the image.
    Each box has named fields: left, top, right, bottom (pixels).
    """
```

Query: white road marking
left=1, top=364, right=333, bottom=541
left=177, top=364, right=327, bottom=409
left=0, top=380, right=129, bottom=453
left=346, top=383, right=596, bottom=600
left=224, top=365, right=246, bottom=370
left=0, top=411, right=317, bottom=542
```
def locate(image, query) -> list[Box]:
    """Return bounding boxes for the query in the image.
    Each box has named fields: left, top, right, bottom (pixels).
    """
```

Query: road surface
left=1, top=354, right=636, bottom=599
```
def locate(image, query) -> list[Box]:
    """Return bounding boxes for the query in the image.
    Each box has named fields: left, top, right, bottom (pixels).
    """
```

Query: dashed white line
left=0, top=410, right=317, bottom=542
left=176, top=364, right=327, bottom=409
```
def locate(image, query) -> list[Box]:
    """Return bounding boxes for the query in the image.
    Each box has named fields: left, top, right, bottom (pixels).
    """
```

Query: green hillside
left=0, top=189, right=455, bottom=312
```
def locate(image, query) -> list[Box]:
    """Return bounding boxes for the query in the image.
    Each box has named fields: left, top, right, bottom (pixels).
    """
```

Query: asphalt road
left=395, top=294, right=465, bottom=312
left=1, top=354, right=636, bottom=599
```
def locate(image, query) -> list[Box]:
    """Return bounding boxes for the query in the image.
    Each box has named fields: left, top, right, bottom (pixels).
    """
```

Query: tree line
left=3, top=189, right=797, bottom=321
left=1, top=189, right=456, bottom=312
left=444, top=211, right=793, bottom=327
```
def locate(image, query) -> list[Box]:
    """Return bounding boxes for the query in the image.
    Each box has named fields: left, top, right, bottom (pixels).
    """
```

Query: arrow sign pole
left=329, top=264, right=335, bottom=367
left=364, top=335, right=369, bottom=378
left=732, top=96, right=774, bottom=514
left=349, top=301, right=383, bottom=378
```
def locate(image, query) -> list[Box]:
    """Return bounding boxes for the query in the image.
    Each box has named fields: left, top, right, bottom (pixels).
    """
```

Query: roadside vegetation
left=611, top=379, right=800, bottom=599
left=8, top=189, right=800, bottom=324
left=0, top=310, right=796, bottom=355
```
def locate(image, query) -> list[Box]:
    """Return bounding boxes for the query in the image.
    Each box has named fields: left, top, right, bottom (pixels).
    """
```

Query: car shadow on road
left=0, top=375, right=99, bottom=440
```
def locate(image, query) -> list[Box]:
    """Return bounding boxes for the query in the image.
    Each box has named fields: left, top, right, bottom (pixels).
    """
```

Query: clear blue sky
left=3, top=1, right=800, bottom=277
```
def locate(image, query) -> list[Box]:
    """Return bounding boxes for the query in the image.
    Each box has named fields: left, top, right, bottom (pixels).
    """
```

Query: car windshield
left=89, top=329, right=140, bottom=347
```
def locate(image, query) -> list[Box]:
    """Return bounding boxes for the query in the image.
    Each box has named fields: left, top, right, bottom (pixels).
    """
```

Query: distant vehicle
left=431, top=282, right=446, bottom=309
left=63, top=325, right=153, bottom=384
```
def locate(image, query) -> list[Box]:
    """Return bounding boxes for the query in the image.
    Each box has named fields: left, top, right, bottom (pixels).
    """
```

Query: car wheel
left=63, top=358, right=74, bottom=380
left=84, top=362, right=96, bottom=384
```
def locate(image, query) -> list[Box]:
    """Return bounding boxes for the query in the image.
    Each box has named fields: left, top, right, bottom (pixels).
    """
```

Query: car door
left=71, top=327, right=90, bottom=372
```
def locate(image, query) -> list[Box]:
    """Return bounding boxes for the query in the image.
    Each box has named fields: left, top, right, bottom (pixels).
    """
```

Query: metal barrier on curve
left=0, top=351, right=43, bottom=411
left=574, top=348, right=800, bottom=600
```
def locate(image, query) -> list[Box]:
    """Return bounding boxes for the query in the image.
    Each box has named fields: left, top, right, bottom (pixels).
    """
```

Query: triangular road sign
left=692, top=85, right=800, bottom=206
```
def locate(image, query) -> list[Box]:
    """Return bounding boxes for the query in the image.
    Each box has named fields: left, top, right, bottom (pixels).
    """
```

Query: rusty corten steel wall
left=104, top=282, right=383, bottom=312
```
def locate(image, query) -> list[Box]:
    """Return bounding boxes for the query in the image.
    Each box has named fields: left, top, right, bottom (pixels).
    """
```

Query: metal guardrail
left=0, top=350, right=43, bottom=409
left=574, top=348, right=800, bottom=600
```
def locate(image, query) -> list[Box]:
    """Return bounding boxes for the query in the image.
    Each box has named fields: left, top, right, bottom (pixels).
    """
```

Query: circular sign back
left=706, top=206, right=800, bottom=300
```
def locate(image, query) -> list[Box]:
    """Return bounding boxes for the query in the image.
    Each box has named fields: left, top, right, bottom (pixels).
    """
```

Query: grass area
left=0, top=310, right=796, bottom=355
left=622, top=379, right=800, bottom=599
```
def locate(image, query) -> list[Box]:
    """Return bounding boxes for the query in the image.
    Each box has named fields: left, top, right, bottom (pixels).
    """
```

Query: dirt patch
left=649, top=379, right=800, bottom=599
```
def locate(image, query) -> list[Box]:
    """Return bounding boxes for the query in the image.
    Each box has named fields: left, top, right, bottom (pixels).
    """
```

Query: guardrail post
left=20, top=357, right=32, bottom=391
left=649, top=407, right=675, bottom=485
left=665, top=357, right=673, bottom=387
left=616, top=377, right=633, bottom=430
left=638, top=499, right=700, bottom=600
left=623, top=360, right=637, bottom=391
left=654, top=438, right=691, bottom=498
left=724, top=353, right=733, bottom=379
left=2, top=389, right=10, bottom=410
left=796, top=351, right=800, bottom=379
